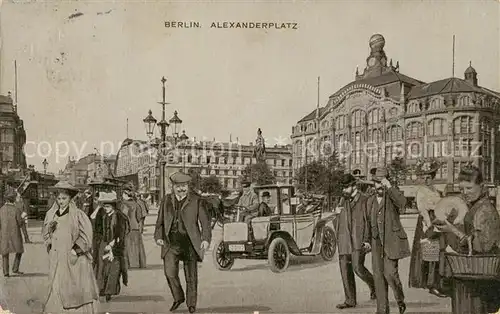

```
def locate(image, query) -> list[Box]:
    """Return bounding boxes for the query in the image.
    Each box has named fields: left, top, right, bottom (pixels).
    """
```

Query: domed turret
left=369, top=34, right=385, bottom=52
left=464, top=61, right=478, bottom=86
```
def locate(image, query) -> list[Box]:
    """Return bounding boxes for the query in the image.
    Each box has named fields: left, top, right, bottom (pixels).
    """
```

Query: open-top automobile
left=212, top=184, right=337, bottom=273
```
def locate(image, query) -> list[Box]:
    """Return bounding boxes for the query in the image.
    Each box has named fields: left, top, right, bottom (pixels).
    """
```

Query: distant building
left=0, top=93, right=26, bottom=174
left=59, top=153, right=117, bottom=189
left=114, top=136, right=293, bottom=199
left=291, top=34, right=500, bottom=199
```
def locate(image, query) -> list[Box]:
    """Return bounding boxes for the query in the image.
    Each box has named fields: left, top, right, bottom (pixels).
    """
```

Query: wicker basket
left=444, top=237, right=500, bottom=280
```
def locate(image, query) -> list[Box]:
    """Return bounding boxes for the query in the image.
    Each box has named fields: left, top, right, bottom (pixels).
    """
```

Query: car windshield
left=258, top=189, right=278, bottom=214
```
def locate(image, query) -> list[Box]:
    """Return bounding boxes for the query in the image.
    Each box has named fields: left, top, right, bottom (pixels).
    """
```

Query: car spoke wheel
left=320, top=227, right=337, bottom=261
left=212, top=240, right=234, bottom=271
left=268, top=238, right=290, bottom=273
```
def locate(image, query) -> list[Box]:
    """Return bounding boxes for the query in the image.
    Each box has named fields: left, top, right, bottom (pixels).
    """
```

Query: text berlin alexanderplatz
left=164, top=21, right=298, bottom=30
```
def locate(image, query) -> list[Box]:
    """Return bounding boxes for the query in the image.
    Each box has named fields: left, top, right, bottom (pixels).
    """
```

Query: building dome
left=369, top=34, right=385, bottom=51
left=465, top=62, right=477, bottom=74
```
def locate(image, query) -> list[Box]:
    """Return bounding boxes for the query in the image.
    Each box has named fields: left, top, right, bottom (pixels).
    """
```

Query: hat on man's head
left=261, top=191, right=271, bottom=198
left=372, top=168, right=389, bottom=182
left=241, top=179, right=251, bottom=187
left=170, top=171, right=192, bottom=185
left=98, top=191, right=118, bottom=204
left=123, top=182, right=135, bottom=192
left=340, top=173, right=357, bottom=187
left=3, top=186, right=17, bottom=202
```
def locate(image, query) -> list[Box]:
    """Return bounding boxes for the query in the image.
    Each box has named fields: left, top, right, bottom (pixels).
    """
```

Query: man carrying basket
left=433, top=165, right=500, bottom=314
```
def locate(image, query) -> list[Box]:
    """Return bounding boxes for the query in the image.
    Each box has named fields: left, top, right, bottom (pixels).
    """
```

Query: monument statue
left=253, top=128, right=266, bottom=163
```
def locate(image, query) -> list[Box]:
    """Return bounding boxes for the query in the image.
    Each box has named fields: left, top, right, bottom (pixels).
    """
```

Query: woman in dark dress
left=94, top=191, right=130, bottom=302
left=408, top=162, right=448, bottom=297
left=434, top=166, right=500, bottom=314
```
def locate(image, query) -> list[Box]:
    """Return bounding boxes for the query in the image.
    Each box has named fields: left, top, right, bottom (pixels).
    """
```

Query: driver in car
left=244, top=191, right=272, bottom=223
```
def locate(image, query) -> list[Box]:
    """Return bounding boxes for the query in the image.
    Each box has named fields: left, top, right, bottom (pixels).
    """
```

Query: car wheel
left=212, top=239, right=234, bottom=271
left=268, top=237, right=290, bottom=273
left=320, top=227, right=337, bottom=261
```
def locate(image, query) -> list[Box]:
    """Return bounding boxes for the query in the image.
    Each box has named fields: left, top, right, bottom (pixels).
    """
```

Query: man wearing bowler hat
left=364, top=168, right=409, bottom=314
left=154, top=171, right=212, bottom=313
left=335, top=173, right=375, bottom=310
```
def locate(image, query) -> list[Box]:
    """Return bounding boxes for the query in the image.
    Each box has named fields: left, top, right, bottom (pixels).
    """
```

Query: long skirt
left=409, top=215, right=447, bottom=291
left=95, top=244, right=125, bottom=296
left=44, top=263, right=99, bottom=314
left=451, top=279, right=500, bottom=314
left=125, top=230, right=146, bottom=268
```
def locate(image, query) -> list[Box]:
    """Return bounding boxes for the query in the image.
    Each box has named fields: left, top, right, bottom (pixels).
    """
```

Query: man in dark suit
left=364, top=168, right=410, bottom=314
left=154, top=172, right=212, bottom=313
left=335, top=173, right=375, bottom=309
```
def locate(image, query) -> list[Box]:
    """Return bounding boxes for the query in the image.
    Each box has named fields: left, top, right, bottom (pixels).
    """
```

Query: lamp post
left=157, top=77, right=170, bottom=200
left=179, top=130, right=189, bottom=173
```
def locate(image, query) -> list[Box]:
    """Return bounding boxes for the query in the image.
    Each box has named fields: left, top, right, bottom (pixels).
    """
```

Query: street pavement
left=0, top=211, right=452, bottom=314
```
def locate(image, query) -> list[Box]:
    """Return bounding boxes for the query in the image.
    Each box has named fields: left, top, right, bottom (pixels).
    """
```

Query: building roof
left=298, top=107, right=327, bottom=123
left=0, top=95, right=13, bottom=104
left=407, top=77, right=500, bottom=99
left=329, top=70, right=425, bottom=99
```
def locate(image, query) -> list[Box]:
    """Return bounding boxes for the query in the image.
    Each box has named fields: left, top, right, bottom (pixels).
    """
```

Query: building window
left=429, top=98, right=444, bottom=110
left=406, top=122, right=423, bottom=139
left=458, top=96, right=471, bottom=107
left=368, top=129, right=382, bottom=143
left=368, top=108, right=382, bottom=125
left=387, top=125, right=402, bottom=142
left=454, top=116, right=474, bottom=134
left=428, top=119, right=448, bottom=137
left=407, top=102, right=420, bottom=113
left=352, top=110, right=365, bottom=127
left=454, top=139, right=473, bottom=157
left=281, top=159, right=285, bottom=167
left=336, top=115, right=346, bottom=130
left=321, top=120, right=330, bottom=129
left=351, top=132, right=363, bottom=164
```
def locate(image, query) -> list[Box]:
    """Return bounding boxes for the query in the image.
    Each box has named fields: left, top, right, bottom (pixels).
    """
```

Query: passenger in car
left=244, top=191, right=272, bottom=223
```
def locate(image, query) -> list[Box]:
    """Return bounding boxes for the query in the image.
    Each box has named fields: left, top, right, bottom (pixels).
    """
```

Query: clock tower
left=356, top=34, right=397, bottom=80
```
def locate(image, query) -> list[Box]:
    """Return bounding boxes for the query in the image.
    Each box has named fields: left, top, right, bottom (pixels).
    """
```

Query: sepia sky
left=0, top=0, right=499, bottom=173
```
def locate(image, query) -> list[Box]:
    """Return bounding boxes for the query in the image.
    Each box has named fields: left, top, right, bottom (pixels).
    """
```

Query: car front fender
left=265, top=231, right=301, bottom=256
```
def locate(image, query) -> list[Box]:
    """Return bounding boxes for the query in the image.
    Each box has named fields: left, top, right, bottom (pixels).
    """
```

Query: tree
left=242, top=162, right=276, bottom=185
left=187, top=168, right=202, bottom=192
left=294, top=151, right=345, bottom=196
left=200, top=175, right=223, bottom=194
left=387, top=156, right=409, bottom=187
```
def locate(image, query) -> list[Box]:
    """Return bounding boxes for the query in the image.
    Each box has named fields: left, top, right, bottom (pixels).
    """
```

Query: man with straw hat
left=364, top=168, right=409, bottom=314
left=154, top=171, right=212, bottom=313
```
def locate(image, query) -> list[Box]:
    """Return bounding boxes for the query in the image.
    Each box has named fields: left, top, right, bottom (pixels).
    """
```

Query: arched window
left=429, top=98, right=443, bottom=110
left=453, top=116, right=474, bottom=134
left=458, top=96, right=471, bottom=107
left=389, top=107, right=398, bottom=117
left=335, top=115, right=346, bottom=130
left=321, top=120, right=330, bottom=129
left=352, top=110, right=365, bottom=127
left=386, top=125, right=402, bottom=142
left=368, top=108, right=382, bottom=125
left=352, top=131, right=363, bottom=164
left=406, top=121, right=423, bottom=139
left=407, top=102, right=420, bottom=113
left=368, top=129, right=382, bottom=143
left=428, top=118, right=448, bottom=136
left=294, top=140, right=303, bottom=156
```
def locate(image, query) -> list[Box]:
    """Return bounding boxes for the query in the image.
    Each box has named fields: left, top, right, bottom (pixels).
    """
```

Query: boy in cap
left=154, top=171, right=212, bottom=313
left=335, top=173, right=375, bottom=309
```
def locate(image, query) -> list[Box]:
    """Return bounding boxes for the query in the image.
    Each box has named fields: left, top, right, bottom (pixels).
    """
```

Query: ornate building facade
left=291, top=34, right=500, bottom=196
left=0, top=93, right=26, bottom=173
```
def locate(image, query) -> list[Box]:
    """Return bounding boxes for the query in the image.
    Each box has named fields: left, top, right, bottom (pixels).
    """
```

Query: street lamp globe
left=169, top=110, right=183, bottom=138
left=143, top=109, right=157, bottom=138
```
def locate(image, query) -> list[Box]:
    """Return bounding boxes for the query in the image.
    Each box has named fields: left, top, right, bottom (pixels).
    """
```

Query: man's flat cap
left=170, top=171, right=192, bottom=184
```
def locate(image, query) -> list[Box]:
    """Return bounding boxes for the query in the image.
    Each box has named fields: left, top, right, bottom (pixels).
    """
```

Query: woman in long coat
left=94, top=191, right=130, bottom=302
left=42, top=181, right=99, bottom=313
left=0, top=188, right=24, bottom=276
left=121, top=183, right=147, bottom=268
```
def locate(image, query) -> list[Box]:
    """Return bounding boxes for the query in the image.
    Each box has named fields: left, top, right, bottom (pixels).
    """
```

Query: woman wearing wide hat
left=42, top=181, right=99, bottom=313
left=408, top=159, right=448, bottom=297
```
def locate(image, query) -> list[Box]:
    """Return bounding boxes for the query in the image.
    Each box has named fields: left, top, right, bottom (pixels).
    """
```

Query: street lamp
left=179, top=130, right=189, bottom=172
left=169, top=110, right=182, bottom=145
left=157, top=77, right=170, bottom=200
left=143, top=109, right=157, bottom=139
